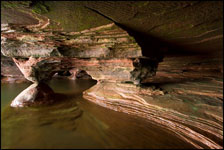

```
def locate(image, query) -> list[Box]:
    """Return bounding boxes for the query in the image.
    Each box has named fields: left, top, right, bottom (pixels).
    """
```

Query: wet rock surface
left=1, top=18, right=158, bottom=84
left=83, top=55, right=223, bottom=149
left=1, top=2, right=223, bottom=149
left=1, top=14, right=159, bottom=108
left=70, top=69, right=92, bottom=80
left=10, top=82, right=56, bottom=107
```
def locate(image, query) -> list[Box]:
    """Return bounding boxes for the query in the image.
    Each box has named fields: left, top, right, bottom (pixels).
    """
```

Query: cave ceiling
left=1, top=1, right=223, bottom=58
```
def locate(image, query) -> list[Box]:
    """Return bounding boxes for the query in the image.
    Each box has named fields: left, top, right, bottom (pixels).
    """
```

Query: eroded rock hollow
left=1, top=1, right=223, bottom=149
left=1, top=15, right=161, bottom=105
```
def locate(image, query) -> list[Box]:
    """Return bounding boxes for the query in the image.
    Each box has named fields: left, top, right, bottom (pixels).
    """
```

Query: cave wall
left=1, top=1, right=223, bottom=149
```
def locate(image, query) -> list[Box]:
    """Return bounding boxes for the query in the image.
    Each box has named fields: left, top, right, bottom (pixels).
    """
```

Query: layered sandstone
left=10, top=82, right=55, bottom=107
left=1, top=3, right=223, bottom=149
left=1, top=54, right=27, bottom=83
left=2, top=19, right=158, bottom=106
left=83, top=55, right=223, bottom=149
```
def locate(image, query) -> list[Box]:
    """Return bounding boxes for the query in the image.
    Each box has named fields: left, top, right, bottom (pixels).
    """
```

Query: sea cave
left=1, top=1, right=223, bottom=149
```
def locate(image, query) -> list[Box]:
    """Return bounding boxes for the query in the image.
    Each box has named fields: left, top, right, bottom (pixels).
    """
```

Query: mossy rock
left=1, top=1, right=31, bottom=9
left=37, top=1, right=112, bottom=32
left=30, top=1, right=49, bottom=14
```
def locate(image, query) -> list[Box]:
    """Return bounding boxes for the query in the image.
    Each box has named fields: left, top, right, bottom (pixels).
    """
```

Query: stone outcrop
left=1, top=20, right=158, bottom=84
left=1, top=23, right=142, bottom=58
left=12, top=57, right=71, bottom=83
left=1, top=17, right=158, bottom=104
left=9, top=57, right=157, bottom=84
left=68, top=69, right=92, bottom=80
left=83, top=55, right=223, bottom=149
left=84, top=1, right=223, bottom=55
left=3, top=1, right=222, bottom=54
left=69, top=58, right=157, bottom=84
left=1, top=54, right=27, bottom=83
left=2, top=22, right=222, bottom=148
left=10, top=82, right=55, bottom=107
left=1, top=2, right=223, bottom=149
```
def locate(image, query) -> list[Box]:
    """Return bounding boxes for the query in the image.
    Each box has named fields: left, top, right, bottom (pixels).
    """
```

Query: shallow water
left=1, top=78, right=195, bottom=149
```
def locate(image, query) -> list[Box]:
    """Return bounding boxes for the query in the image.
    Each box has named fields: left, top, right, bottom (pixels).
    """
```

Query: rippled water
left=1, top=78, right=195, bottom=149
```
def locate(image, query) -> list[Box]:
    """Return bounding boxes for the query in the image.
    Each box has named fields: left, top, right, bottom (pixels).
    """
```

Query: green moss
left=1, top=1, right=31, bottom=9
left=128, top=36, right=136, bottom=42
left=136, top=1, right=149, bottom=8
left=1, top=1, right=19, bottom=8
left=192, top=106, right=198, bottom=111
left=40, top=1, right=111, bottom=32
left=31, top=1, right=49, bottom=14
left=32, top=54, right=42, bottom=58
left=67, top=35, right=80, bottom=39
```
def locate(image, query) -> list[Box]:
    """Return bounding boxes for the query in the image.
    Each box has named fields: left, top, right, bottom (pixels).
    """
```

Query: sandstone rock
left=83, top=55, right=223, bottom=149
left=1, top=8, right=50, bottom=32
left=1, top=55, right=24, bottom=78
left=57, top=23, right=142, bottom=58
left=1, top=23, right=142, bottom=58
left=66, top=68, right=79, bottom=80
left=1, top=2, right=223, bottom=149
left=84, top=1, right=223, bottom=55
left=11, top=82, right=55, bottom=107
left=1, top=76, right=29, bottom=84
left=69, top=57, right=157, bottom=84
left=1, top=20, right=159, bottom=85
left=10, top=57, right=157, bottom=84
left=12, top=57, right=72, bottom=83
left=1, top=38, right=61, bottom=58
left=83, top=81, right=222, bottom=149
left=68, top=69, right=92, bottom=80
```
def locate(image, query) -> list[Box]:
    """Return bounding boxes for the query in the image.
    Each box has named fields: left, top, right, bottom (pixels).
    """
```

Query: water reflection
left=1, top=78, right=194, bottom=149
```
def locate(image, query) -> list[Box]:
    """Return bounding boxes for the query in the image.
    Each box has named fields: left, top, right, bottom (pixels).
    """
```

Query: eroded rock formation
left=1, top=9, right=159, bottom=106
left=1, top=54, right=27, bottom=83
left=1, top=1, right=223, bottom=149
left=10, top=82, right=55, bottom=107
left=68, top=69, right=92, bottom=80
left=83, top=55, right=223, bottom=149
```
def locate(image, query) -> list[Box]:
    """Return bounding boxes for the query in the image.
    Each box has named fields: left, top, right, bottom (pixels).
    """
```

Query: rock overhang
left=2, top=1, right=223, bottom=57
left=1, top=2, right=223, bottom=149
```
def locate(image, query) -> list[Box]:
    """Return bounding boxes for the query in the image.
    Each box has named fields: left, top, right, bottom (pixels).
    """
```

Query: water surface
left=1, top=78, right=195, bottom=149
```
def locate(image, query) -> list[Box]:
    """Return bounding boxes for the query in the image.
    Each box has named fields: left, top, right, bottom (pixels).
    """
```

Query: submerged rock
left=11, top=82, right=55, bottom=107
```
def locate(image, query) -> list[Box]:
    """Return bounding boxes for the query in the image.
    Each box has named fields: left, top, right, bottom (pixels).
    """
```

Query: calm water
left=1, top=78, right=194, bottom=149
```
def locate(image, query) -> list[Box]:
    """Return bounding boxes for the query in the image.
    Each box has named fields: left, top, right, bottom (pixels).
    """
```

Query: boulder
left=11, top=82, right=55, bottom=107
